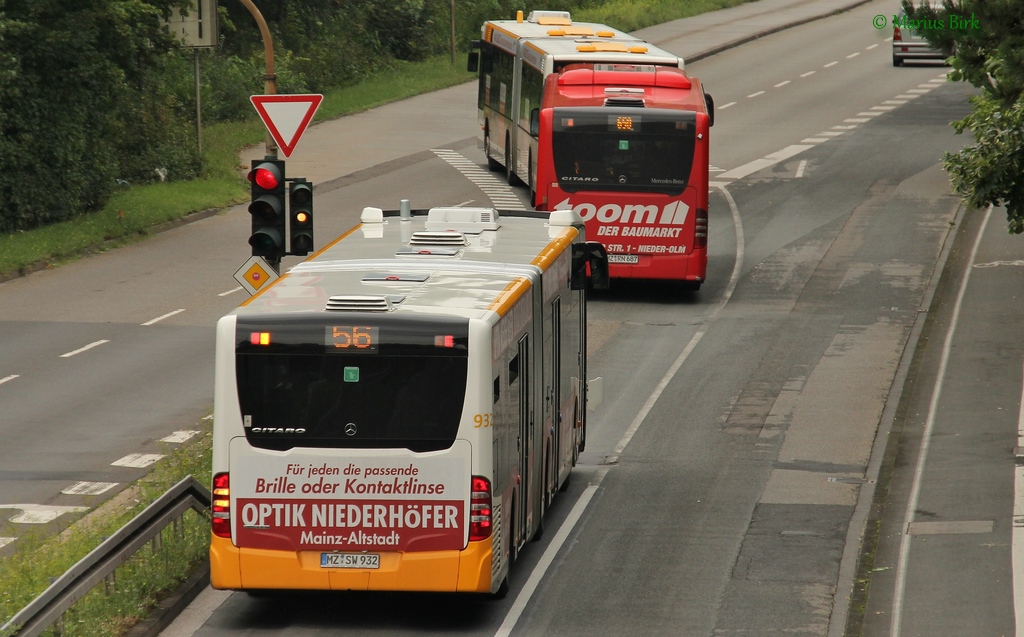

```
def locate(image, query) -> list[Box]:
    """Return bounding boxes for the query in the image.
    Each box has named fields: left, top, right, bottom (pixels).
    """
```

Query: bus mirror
left=530, top=108, right=540, bottom=136
left=704, top=92, right=715, bottom=127
left=468, top=51, right=479, bottom=73
left=587, top=241, right=610, bottom=290
left=572, top=241, right=610, bottom=290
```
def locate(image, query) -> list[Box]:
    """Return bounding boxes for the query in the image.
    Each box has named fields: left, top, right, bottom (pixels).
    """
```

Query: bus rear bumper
left=210, top=534, right=494, bottom=593
left=607, top=251, right=707, bottom=282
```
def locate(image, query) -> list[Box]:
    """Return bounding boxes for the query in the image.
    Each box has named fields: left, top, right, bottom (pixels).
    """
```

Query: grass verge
left=0, top=421, right=212, bottom=636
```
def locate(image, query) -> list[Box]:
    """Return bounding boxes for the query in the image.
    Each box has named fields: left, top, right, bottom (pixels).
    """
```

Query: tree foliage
left=909, top=0, right=1024, bottom=231
left=0, top=0, right=598, bottom=233
left=0, top=0, right=201, bottom=232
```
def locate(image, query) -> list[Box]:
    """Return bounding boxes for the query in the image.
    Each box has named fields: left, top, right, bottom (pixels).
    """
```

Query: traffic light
left=288, top=179, right=313, bottom=256
left=248, top=159, right=286, bottom=263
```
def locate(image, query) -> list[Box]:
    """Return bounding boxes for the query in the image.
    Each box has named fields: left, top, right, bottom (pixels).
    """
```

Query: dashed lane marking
left=62, top=482, right=118, bottom=496
left=0, top=504, right=88, bottom=524
left=60, top=340, right=109, bottom=358
left=161, top=430, right=201, bottom=444
left=111, top=453, right=164, bottom=468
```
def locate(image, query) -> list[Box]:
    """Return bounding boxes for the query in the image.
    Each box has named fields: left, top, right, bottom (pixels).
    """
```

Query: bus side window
left=481, top=42, right=495, bottom=74
left=509, top=354, right=520, bottom=384
left=494, top=376, right=500, bottom=404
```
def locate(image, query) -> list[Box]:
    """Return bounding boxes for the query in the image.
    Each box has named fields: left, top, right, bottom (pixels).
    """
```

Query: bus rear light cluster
left=469, top=476, right=493, bottom=541
left=212, top=472, right=231, bottom=538
left=694, top=208, right=709, bottom=249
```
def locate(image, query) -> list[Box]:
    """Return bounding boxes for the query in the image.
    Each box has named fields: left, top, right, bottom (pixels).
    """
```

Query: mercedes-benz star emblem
left=344, top=423, right=357, bottom=436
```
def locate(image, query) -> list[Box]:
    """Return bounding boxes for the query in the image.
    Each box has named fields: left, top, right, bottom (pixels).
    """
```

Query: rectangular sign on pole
left=164, top=0, right=218, bottom=48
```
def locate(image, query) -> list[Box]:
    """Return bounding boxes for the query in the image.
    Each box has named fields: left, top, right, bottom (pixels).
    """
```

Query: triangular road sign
left=250, top=94, right=324, bottom=157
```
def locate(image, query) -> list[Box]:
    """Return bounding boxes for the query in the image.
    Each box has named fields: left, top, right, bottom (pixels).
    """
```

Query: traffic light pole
left=238, top=2, right=317, bottom=276
left=237, top=0, right=278, bottom=157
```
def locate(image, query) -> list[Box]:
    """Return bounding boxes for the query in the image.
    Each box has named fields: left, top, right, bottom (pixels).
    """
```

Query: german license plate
left=321, top=552, right=380, bottom=569
left=608, top=254, right=639, bottom=264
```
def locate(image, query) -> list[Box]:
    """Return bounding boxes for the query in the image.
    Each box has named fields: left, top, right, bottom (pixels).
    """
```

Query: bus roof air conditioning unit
left=604, top=97, right=646, bottom=107
left=325, top=295, right=404, bottom=311
left=409, top=231, right=469, bottom=246
left=425, top=207, right=500, bottom=233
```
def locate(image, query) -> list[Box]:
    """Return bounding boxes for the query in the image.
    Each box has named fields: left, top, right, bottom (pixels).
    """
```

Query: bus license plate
left=608, top=254, right=639, bottom=264
left=321, top=553, right=380, bottom=569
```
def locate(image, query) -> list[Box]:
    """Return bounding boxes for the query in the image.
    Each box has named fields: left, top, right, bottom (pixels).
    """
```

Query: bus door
left=515, top=334, right=530, bottom=548
left=546, top=298, right=561, bottom=497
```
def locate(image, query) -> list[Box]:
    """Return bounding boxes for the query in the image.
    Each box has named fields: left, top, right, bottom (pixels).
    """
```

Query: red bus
left=534, top=63, right=714, bottom=288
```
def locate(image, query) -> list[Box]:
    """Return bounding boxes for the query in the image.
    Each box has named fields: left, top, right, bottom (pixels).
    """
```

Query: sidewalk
left=239, top=0, right=873, bottom=189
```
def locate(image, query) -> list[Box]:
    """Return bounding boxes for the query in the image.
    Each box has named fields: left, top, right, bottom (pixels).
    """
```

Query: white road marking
left=432, top=149, right=527, bottom=210
left=60, top=340, right=109, bottom=358
left=890, top=205, right=993, bottom=636
left=845, top=118, right=871, bottom=123
left=62, top=482, right=118, bottom=496
left=774, top=80, right=791, bottom=88
left=0, top=537, right=14, bottom=549
left=719, top=101, right=736, bottom=109
left=867, top=44, right=879, bottom=49
left=824, top=61, right=839, bottom=68
left=161, top=430, right=201, bottom=444
left=747, top=90, right=765, bottom=98
left=218, top=287, right=243, bottom=297
left=0, top=504, right=89, bottom=524
left=717, top=144, right=813, bottom=180
left=795, top=160, right=807, bottom=178
left=802, top=138, right=829, bottom=143
left=832, top=125, right=858, bottom=130
left=0, top=374, right=19, bottom=386
left=142, top=309, right=186, bottom=325
left=800, top=71, right=816, bottom=77
left=111, top=453, right=165, bottom=468
left=496, top=484, right=601, bottom=637
left=847, top=52, right=860, bottom=58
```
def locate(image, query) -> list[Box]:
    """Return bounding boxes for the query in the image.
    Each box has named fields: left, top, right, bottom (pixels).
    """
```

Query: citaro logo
left=553, top=198, right=689, bottom=225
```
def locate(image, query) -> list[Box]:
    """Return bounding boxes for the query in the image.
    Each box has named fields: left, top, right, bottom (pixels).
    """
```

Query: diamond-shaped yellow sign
left=234, top=256, right=279, bottom=296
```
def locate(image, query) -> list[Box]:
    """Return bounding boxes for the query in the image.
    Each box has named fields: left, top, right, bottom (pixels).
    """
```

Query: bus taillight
left=694, top=208, right=708, bottom=249
left=469, top=476, right=493, bottom=541
left=212, top=472, right=231, bottom=538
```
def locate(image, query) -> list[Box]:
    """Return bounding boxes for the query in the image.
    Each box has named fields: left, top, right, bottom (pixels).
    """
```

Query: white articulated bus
left=210, top=205, right=608, bottom=596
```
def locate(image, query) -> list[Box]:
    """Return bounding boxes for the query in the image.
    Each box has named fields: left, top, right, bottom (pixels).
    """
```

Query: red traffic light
left=249, top=166, right=281, bottom=190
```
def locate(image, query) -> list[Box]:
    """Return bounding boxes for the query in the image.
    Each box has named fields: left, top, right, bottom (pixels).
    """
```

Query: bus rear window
left=551, top=108, right=696, bottom=195
left=234, top=315, right=469, bottom=452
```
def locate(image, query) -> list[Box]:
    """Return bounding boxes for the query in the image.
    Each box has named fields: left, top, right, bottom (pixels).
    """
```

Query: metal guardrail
left=1, top=476, right=211, bottom=637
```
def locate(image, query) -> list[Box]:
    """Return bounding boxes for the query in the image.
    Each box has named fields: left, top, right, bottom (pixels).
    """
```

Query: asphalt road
left=3, top=0, right=1015, bottom=634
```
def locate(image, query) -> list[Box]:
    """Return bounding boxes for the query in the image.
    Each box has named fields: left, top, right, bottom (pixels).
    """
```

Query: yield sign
left=250, top=94, right=323, bottom=157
